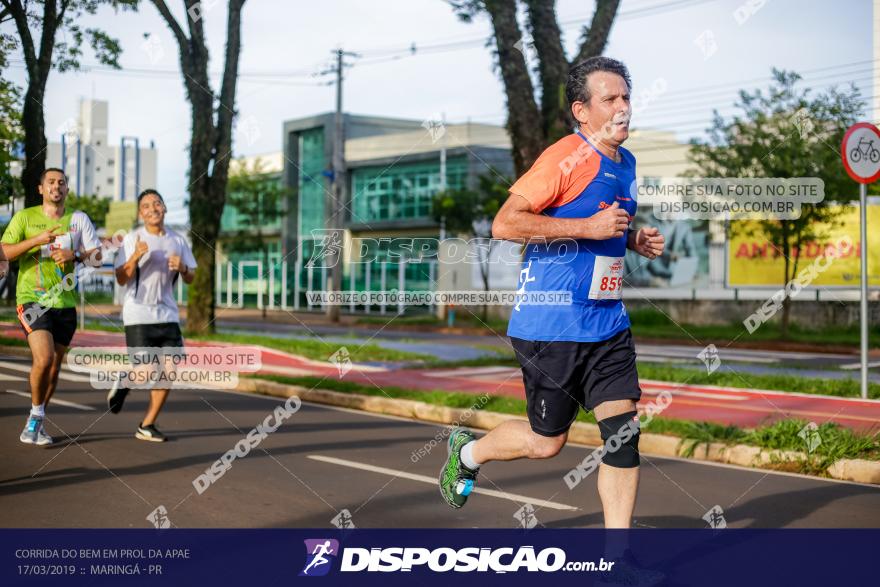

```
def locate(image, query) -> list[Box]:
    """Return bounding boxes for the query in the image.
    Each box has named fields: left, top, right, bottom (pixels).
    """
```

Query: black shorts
left=125, top=322, right=184, bottom=353
left=17, top=303, right=77, bottom=347
left=511, top=328, right=642, bottom=437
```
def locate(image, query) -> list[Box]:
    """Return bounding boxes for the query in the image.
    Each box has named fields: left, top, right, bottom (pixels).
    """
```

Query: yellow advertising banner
left=727, top=205, right=880, bottom=286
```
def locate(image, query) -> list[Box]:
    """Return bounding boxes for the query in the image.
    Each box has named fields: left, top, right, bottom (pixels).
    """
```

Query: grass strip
left=636, top=363, right=880, bottom=399
left=357, top=308, right=880, bottom=348
left=70, top=321, right=431, bottom=364
left=0, top=335, right=28, bottom=348
left=8, top=318, right=427, bottom=363
left=627, top=308, right=880, bottom=348
left=420, top=354, right=880, bottom=399
left=189, top=332, right=431, bottom=363
left=252, top=374, right=879, bottom=474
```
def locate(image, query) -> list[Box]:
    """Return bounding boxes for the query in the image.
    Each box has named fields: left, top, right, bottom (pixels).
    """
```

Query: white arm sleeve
left=72, top=211, right=101, bottom=251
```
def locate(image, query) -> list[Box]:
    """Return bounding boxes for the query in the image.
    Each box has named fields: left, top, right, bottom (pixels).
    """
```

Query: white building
left=46, top=99, right=157, bottom=201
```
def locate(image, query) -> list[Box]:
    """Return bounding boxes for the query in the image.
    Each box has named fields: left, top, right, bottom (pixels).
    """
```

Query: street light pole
left=327, top=48, right=351, bottom=322
left=439, top=112, right=447, bottom=241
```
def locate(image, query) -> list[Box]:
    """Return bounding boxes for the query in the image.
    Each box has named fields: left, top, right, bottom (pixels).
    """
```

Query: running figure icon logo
left=697, top=344, right=721, bottom=374
left=514, top=503, right=539, bottom=529
left=146, top=505, right=171, bottom=529
left=702, top=505, right=727, bottom=530
left=514, top=260, right=536, bottom=312
left=300, top=539, right=340, bottom=577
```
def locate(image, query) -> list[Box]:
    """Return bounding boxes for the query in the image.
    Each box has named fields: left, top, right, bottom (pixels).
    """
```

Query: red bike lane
left=4, top=326, right=878, bottom=433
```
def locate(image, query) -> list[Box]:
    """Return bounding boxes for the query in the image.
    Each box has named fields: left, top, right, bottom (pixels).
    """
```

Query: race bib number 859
left=588, top=256, right=624, bottom=300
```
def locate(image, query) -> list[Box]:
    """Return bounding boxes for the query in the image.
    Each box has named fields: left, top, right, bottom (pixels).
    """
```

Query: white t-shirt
left=115, top=226, right=197, bottom=326
left=67, top=210, right=102, bottom=253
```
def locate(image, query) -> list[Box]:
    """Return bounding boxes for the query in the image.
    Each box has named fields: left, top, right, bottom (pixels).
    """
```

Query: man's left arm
left=627, top=226, right=666, bottom=260
left=68, top=212, right=103, bottom=267
left=170, top=238, right=197, bottom=284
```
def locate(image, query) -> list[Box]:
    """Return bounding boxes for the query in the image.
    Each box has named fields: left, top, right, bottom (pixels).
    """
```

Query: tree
left=67, top=193, right=110, bottom=228
left=150, top=0, right=247, bottom=334
left=433, top=173, right=509, bottom=320
left=226, top=157, right=286, bottom=318
left=0, top=32, right=22, bottom=206
left=0, top=33, right=23, bottom=303
left=689, top=69, right=865, bottom=337
left=449, top=0, right=620, bottom=175
left=0, top=0, right=137, bottom=207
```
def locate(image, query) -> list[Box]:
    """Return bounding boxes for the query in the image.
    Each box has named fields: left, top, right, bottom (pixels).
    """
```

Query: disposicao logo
left=300, top=539, right=339, bottom=577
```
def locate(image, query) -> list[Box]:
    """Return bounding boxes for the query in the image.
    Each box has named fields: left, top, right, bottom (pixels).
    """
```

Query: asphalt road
left=1, top=354, right=878, bottom=529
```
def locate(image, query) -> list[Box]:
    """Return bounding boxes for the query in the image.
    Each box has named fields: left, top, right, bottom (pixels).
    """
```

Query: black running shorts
left=124, top=322, right=185, bottom=364
left=124, top=322, right=184, bottom=349
left=16, top=303, right=77, bottom=347
left=510, top=328, right=642, bottom=437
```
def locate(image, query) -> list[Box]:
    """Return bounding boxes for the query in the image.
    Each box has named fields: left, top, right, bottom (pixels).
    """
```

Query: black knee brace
left=598, top=411, right=640, bottom=468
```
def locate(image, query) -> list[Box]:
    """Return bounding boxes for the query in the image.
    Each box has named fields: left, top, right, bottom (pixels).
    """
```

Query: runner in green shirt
left=1, top=168, right=101, bottom=446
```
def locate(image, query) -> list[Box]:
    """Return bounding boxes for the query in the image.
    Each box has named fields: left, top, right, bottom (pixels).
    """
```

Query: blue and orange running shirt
left=506, top=131, right=638, bottom=342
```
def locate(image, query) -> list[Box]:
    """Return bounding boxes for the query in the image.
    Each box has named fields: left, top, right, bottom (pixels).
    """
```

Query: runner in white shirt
left=108, top=189, right=197, bottom=442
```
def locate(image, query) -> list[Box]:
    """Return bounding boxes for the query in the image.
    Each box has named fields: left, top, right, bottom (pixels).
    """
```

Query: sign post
left=842, top=122, right=880, bottom=399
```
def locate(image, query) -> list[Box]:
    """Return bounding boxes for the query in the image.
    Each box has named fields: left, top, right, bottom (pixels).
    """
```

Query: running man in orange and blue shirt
left=440, top=58, right=666, bottom=539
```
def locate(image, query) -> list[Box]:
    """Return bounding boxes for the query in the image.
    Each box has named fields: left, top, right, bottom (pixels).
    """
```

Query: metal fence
left=98, top=257, right=876, bottom=318
left=214, top=259, right=439, bottom=314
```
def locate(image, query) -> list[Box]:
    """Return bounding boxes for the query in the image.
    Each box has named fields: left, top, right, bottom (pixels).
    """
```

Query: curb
left=237, top=377, right=880, bottom=486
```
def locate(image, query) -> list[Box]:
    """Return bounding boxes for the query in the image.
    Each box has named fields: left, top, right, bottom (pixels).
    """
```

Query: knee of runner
left=528, top=432, right=567, bottom=459
left=597, top=411, right=640, bottom=468
left=51, top=351, right=66, bottom=368
left=33, top=351, right=55, bottom=371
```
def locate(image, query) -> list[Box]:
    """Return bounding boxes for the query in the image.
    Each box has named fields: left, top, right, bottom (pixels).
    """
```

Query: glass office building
left=220, top=113, right=514, bottom=310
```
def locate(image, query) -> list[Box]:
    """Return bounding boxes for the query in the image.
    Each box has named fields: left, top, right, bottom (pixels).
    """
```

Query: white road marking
left=0, top=360, right=93, bottom=383
left=308, top=454, right=578, bottom=511
left=640, top=378, right=880, bottom=404
left=840, top=361, right=880, bottom=370
left=640, top=387, right=748, bottom=401
left=423, top=367, right=520, bottom=379
left=0, top=373, right=25, bottom=381
left=636, top=344, right=854, bottom=361
left=635, top=356, right=690, bottom=364
left=260, top=365, right=327, bottom=378
left=636, top=345, right=780, bottom=364
left=4, top=389, right=96, bottom=411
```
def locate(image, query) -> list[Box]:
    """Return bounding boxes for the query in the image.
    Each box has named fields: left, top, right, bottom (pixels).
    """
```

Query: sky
left=2, top=0, right=873, bottom=222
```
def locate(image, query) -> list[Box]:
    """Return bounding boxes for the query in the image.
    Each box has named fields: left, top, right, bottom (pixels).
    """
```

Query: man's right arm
left=115, top=257, right=138, bottom=286
left=115, top=235, right=147, bottom=286
left=491, top=194, right=630, bottom=242
left=1, top=222, right=62, bottom=262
